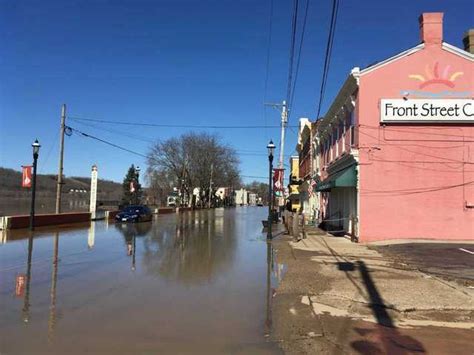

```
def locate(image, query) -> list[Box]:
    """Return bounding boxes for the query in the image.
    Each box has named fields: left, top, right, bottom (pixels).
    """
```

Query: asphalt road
left=373, top=243, right=474, bottom=286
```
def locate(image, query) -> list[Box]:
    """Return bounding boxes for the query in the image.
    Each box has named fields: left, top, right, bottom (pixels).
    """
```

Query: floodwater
left=0, top=207, right=285, bottom=354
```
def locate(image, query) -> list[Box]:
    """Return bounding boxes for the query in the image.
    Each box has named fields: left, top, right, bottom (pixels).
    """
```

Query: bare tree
left=147, top=132, right=241, bottom=207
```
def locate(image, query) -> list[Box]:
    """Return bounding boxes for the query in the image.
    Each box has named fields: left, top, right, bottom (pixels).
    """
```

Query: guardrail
left=1, top=212, right=91, bottom=230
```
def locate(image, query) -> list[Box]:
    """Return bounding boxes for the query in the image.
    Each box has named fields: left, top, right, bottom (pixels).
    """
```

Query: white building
left=248, top=193, right=257, bottom=206
left=235, top=188, right=248, bottom=206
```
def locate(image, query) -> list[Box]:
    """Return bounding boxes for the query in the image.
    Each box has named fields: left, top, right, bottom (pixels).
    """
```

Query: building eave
left=359, top=43, right=425, bottom=75
left=441, top=42, right=474, bottom=61
left=317, top=71, right=359, bottom=136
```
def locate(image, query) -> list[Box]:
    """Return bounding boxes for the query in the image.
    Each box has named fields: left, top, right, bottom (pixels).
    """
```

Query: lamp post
left=30, top=139, right=41, bottom=231
left=181, top=178, right=185, bottom=207
left=267, top=140, right=275, bottom=239
left=135, top=166, right=140, bottom=204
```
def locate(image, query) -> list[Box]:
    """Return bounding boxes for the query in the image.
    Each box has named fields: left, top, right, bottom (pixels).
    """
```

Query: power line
left=69, top=116, right=295, bottom=129
left=360, top=124, right=474, bottom=140
left=72, top=119, right=156, bottom=143
left=71, top=122, right=288, bottom=158
left=241, top=175, right=269, bottom=179
left=69, top=126, right=148, bottom=159
left=361, top=180, right=474, bottom=196
left=357, top=128, right=474, bottom=164
left=286, top=0, right=299, bottom=109
left=263, top=0, right=274, bottom=138
left=289, top=0, right=310, bottom=114
left=315, top=0, right=339, bottom=119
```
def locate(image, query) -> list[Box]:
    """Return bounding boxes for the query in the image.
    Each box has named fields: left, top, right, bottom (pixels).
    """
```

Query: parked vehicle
left=115, top=205, right=152, bottom=223
left=167, top=195, right=178, bottom=207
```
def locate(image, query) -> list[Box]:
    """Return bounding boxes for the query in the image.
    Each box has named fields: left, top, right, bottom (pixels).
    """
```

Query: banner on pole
left=273, top=168, right=285, bottom=196
left=21, top=166, right=32, bottom=188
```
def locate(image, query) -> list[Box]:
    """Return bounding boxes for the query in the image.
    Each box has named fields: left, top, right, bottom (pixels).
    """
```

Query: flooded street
left=0, top=207, right=284, bottom=354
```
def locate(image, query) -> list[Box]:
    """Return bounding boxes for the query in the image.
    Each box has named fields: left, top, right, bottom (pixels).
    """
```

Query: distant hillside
left=0, top=167, right=122, bottom=198
left=0, top=167, right=122, bottom=215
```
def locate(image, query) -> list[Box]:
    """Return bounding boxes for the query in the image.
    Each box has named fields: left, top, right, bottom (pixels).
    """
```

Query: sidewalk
left=270, top=229, right=474, bottom=354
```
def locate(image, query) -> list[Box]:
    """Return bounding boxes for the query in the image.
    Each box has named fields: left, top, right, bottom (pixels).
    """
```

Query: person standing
left=292, top=208, right=299, bottom=241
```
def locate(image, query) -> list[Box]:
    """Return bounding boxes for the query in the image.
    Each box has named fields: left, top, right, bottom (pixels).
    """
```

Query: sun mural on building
left=408, top=62, right=463, bottom=88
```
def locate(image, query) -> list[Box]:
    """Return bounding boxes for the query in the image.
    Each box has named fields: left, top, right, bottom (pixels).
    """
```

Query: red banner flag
left=21, top=166, right=32, bottom=188
left=273, top=168, right=285, bottom=194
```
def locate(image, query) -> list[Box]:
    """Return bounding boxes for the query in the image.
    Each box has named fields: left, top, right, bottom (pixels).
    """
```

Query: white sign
left=380, top=99, right=473, bottom=123
left=90, top=165, right=98, bottom=217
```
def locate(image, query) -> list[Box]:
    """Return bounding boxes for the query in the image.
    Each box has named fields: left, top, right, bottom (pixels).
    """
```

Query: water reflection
left=88, top=222, right=95, bottom=249
left=265, top=241, right=273, bottom=335
left=142, top=210, right=236, bottom=284
left=48, top=232, right=59, bottom=343
left=1, top=208, right=284, bottom=353
left=20, top=230, right=61, bottom=341
left=21, top=232, right=34, bottom=323
left=265, top=240, right=286, bottom=336
left=115, top=222, right=152, bottom=271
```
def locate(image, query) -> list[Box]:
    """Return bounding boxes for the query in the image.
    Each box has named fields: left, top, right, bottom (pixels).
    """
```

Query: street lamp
left=135, top=166, right=140, bottom=204
left=30, top=139, right=41, bottom=230
left=267, top=140, right=275, bottom=239
left=181, top=178, right=185, bottom=207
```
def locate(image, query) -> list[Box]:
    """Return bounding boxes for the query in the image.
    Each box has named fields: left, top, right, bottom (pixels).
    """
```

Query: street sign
left=21, top=166, right=32, bottom=188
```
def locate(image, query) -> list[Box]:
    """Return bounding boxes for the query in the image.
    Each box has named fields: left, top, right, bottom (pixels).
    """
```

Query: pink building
left=315, top=13, right=473, bottom=242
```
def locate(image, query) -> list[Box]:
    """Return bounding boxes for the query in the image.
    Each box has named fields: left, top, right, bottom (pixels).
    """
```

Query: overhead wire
left=70, top=122, right=285, bottom=158
left=285, top=0, right=299, bottom=108
left=263, top=0, right=274, bottom=139
left=315, top=0, right=339, bottom=119
left=356, top=128, right=474, bottom=164
left=69, top=115, right=296, bottom=129
left=68, top=126, right=148, bottom=159
left=288, top=0, right=310, bottom=116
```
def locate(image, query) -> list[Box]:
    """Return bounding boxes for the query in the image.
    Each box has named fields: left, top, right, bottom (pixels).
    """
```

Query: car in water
left=115, top=205, right=152, bottom=223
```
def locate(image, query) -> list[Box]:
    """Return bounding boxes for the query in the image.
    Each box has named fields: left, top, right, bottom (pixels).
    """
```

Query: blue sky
left=1, top=0, right=472, bottom=184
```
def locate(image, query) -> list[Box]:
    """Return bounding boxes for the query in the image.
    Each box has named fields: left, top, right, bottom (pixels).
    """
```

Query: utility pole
left=278, top=100, right=288, bottom=169
left=208, top=163, right=213, bottom=209
left=55, top=104, right=66, bottom=214
left=265, top=100, right=288, bottom=208
left=264, top=100, right=288, bottom=169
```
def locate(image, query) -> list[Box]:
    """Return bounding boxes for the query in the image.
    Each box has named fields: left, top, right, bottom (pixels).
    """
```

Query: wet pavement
left=0, top=207, right=284, bottom=354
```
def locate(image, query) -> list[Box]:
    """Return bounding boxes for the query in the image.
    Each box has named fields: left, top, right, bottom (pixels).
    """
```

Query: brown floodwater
left=0, top=207, right=284, bottom=354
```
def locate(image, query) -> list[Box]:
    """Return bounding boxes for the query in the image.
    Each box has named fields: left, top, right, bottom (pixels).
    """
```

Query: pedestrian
left=292, top=208, right=299, bottom=241
left=283, top=200, right=292, bottom=234
left=299, top=207, right=306, bottom=239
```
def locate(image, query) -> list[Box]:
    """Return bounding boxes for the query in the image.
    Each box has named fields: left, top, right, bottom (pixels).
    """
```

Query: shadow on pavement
left=339, top=260, right=426, bottom=354
left=317, top=237, right=425, bottom=354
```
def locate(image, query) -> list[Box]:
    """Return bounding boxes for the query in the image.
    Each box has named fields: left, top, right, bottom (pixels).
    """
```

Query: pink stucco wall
left=357, top=42, right=474, bottom=241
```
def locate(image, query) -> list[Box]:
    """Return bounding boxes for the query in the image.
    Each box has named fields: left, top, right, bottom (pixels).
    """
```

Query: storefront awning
left=316, top=165, right=357, bottom=192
